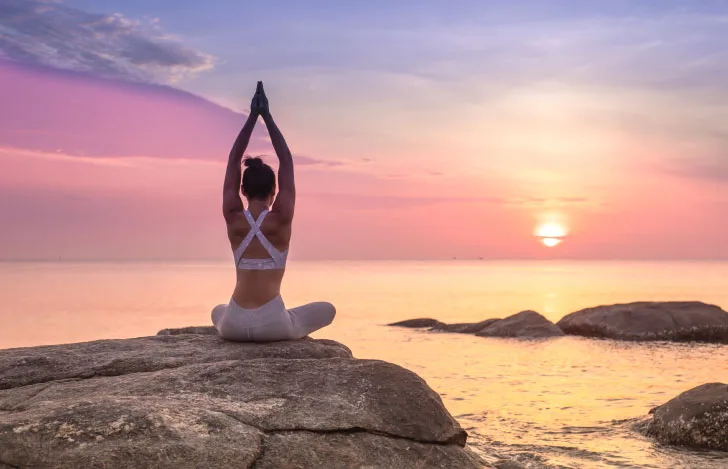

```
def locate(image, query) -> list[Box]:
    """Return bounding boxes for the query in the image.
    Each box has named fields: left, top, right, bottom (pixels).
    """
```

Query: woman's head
left=242, top=157, right=276, bottom=204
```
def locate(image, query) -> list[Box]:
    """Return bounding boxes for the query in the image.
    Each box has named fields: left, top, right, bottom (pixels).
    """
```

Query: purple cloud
left=0, top=0, right=214, bottom=83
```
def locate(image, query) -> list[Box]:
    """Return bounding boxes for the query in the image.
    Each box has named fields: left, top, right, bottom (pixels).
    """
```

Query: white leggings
left=211, top=295, right=336, bottom=342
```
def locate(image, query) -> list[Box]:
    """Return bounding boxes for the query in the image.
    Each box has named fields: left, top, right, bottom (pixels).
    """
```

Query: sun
left=541, top=237, right=562, bottom=247
left=534, top=221, right=568, bottom=248
left=535, top=222, right=567, bottom=238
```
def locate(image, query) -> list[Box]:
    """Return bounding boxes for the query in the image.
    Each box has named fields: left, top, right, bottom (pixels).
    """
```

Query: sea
left=1, top=260, right=728, bottom=468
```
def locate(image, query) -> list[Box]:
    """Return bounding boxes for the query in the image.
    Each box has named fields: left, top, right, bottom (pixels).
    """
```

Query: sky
left=1, top=0, right=727, bottom=260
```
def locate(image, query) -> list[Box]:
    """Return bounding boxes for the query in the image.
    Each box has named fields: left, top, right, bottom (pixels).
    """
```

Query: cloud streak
left=662, top=154, right=728, bottom=184
left=0, top=0, right=214, bottom=83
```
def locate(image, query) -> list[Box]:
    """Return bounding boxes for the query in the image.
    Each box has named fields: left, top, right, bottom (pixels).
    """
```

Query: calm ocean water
left=1, top=260, right=728, bottom=468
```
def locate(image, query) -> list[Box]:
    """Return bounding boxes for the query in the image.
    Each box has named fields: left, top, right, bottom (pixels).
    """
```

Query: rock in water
left=432, top=319, right=502, bottom=334
left=388, top=318, right=447, bottom=329
left=641, top=382, right=728, bottom=451
left=0, top=328, right=486, bottom=469
left=475, top=311, right=565, bottom=338
left=557, top=301, right=728, bottom=342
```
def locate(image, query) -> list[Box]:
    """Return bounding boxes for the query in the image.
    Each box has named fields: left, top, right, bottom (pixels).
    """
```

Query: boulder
left=475, top=311, right=565, bottom=338
left=432, top=319, right=502, bottom=334
left=0, top=328, right=486, bottom=469
left=0, top=332, right=352, bottom=390
left=557, top=302, right=728, bottom=342
left=388, top=318, right=446, bottom=329
left=640, top=382, right=728, bottom=451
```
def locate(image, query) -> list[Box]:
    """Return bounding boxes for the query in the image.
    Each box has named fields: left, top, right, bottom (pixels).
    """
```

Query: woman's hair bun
left=244, top=156, right=264, bottom=168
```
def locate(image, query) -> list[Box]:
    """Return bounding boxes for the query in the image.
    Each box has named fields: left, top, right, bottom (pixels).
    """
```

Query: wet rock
left=0, top=329, right=485, bottom=468
left=557, top=302, right=728, bottom=342
left=433, top=319, right=502, bottom=334
left=388, top=318, right=447, bottom=329
left=391, top=313, right=564, bottom=339
left=641, top=382, right=728, bottom=451
left=476, top=311, right=565, bottom=339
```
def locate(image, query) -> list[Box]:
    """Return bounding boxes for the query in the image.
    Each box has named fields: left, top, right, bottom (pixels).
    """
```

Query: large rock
left=0, top=328, right=486, bottom=469
left=432, top=319, right=502, bottom=334
left=388, top=318, right=446, bottom=329
left=475, top=311, right=565, bottom=338
left=557, top=301, right=728, bottom=342
left=640, top=383, right=728, bottom=451
left=0, top=331, right=351, bottom=390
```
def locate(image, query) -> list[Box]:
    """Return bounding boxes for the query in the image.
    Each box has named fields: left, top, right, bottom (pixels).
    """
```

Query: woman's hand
left=250, top=81, right=269, bottom=116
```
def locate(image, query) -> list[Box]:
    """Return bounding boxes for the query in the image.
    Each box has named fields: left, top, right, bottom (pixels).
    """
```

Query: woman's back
left=227, top=206, right=291, bottom=308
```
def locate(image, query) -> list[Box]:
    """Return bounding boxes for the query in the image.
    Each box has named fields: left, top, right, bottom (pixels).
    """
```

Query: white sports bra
left=233, top=209, right=288, bottom=270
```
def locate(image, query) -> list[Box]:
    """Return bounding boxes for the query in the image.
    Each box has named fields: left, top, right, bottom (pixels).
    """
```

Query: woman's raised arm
left=222, top=89, right=260, bottom=221
left=257, top=83, right=295, bottom=222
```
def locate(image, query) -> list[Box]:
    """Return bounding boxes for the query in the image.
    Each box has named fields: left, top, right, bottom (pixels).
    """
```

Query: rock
left=476, top=311, right=565, bottom=338
left=641, top=382, right=728, bottom=451
left=0, top=329, right=486, bottom=469
left=157, top=325, right=218, bottom=335
left=0, top=333, right=352, bottom=390
left=256, top=432, right=485, bottom=468
left=388, top=318, right=446, bottom=329
left=557, top=301, right=728, bottom=342
left=494, top=460, right=528, bottom=469
left=432, top=319, right=502, bottom=334
left=391, top=314, right=564, bottom=339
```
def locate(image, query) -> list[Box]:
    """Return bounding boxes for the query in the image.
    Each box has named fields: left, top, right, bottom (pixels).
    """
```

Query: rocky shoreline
left=0, top=328, right=495, bottom=468
left=390, top=301, right=728, bottom=456
left=390, top=301, right=728, bottom=342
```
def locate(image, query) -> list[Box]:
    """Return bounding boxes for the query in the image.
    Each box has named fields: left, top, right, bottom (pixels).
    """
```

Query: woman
left=212, top=82, right=336, bottom=342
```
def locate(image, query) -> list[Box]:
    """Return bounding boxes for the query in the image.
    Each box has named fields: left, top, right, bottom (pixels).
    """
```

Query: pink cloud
left=0, top=61, right=263, bottom=160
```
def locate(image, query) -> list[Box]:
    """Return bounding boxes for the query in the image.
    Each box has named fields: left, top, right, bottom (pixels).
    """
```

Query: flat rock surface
left=557, top=302, right=728, bottom=342
left=641, top=382, right=728, bottom=451
left=0, top=328, right=485, bottom=469
left=0, top=332, right=352, bottom=390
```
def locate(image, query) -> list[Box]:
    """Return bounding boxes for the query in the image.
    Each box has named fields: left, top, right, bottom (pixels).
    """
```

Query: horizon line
left=1, top=257, right=727, bottom=263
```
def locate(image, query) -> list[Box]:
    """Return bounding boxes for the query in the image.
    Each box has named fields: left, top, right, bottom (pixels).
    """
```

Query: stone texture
left=494, top=460, right=528, bottom=469
left=557, top=302, right=728, bottom=342
left=157, top=326, right=219, bottom=335
left=641, top=382, right=728, bottom=451
left=0, top=329, right=486, bottom=469
left=254, top=431, right=485, bottom=468
left=475, top=311, right=565, bottom=339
